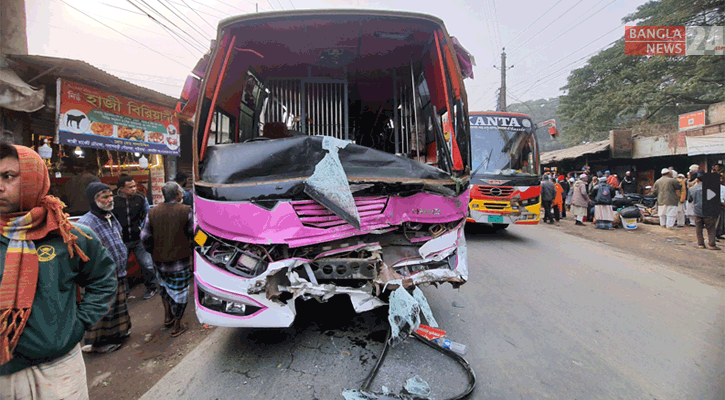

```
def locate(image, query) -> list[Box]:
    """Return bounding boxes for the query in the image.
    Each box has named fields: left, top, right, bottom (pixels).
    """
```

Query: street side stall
left=52, top=78, right=180, bottom=210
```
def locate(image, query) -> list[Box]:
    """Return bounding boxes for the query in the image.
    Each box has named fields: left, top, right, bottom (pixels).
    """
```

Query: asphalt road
left=140, top=225, right=724, bottom=400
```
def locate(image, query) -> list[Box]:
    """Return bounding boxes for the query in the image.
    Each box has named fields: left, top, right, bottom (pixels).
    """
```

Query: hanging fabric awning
left=0, top=67, right=45, bottom=112
left=686, top=133, right=725, bottom=156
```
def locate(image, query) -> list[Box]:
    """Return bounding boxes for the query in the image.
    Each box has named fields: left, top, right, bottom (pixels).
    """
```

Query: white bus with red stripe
left=467, top=111, right=541, bottom=228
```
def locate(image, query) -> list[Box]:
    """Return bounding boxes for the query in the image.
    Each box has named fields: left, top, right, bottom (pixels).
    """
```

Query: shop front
left=1, top=55, right=182, bottom=215
left=51, top=79, right=180, bottom=213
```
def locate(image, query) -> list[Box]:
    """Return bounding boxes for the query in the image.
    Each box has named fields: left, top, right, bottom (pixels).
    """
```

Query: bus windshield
left=470, top=115, right=538, bottom=176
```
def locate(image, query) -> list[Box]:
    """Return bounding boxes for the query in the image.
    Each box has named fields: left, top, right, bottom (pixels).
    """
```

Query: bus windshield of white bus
left=470, top=115, right=538, bottom=176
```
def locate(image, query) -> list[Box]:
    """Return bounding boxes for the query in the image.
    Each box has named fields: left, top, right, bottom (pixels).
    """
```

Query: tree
left=558, top=0, right=725, bottom=146
left=507, top=97, right=567, bottom=152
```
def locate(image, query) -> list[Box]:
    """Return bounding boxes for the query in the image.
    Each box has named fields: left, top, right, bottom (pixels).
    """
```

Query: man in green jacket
left=0, top=143, right=116, bottom=400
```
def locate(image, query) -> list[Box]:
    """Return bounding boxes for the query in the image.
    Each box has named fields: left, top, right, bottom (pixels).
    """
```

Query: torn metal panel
left=303, top=136, right=361, bottom=229
left=418, top=229, right=458, bottom=258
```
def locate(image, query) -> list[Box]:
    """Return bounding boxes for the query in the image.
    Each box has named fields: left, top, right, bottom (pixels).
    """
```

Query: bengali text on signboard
left=56, top=79, right=180, bottom=156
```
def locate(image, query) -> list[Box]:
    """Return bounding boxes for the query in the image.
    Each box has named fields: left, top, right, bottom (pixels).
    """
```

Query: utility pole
left=493, top=48, right=513, bottom=112
left=499, top=49, right=506, bottom=112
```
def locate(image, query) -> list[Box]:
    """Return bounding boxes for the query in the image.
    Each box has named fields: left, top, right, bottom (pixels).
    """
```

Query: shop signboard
left=149, top=162, right=165, bottom=205
left=678, top=109, right=706, bottom=131
left=56, top=79, right=180, bottom=156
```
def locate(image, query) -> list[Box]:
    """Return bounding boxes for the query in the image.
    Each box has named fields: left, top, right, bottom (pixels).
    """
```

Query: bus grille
left=291, top=197, right=388, bottom=228
left=483, top=202, right=507, bottom=210
left=477, top=186, right=514, bottom=197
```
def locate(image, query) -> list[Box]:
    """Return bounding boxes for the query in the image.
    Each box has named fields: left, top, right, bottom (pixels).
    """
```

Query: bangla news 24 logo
left=625, top=26, right=724, bottom=55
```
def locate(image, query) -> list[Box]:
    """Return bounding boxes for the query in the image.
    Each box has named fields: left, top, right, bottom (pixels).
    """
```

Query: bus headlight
left=520, top=196, right=540, bottom=207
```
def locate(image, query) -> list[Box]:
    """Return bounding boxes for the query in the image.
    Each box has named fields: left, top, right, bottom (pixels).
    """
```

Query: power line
left=57, top=0, right=194, bottom=68
left=509, top=0, right=586, bottom=54
left=509, top=23, right=624, bottom=91
left=509, top=0, right=619, bottom=66
left=503, top=0, right=564, bottom=48
left=169, top=0, right=226, bottom=20
left=516, top=40, right=620, bottom=98
left=128, top=0, right=208, bottom=49
left=507, top=0, right=697, bottom=97
left=487, top=0, right=503, bottom=51
left=175, top=0, right=216, bottom=30
left=288, top=0, right=295, bottom=9
left=99, top=2, right=146, bottom=15
left=157, top=0, right=215, bottom=41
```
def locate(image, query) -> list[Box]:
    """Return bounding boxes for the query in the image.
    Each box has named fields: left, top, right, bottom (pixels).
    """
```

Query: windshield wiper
left=470, top=148, right=493, bottom=177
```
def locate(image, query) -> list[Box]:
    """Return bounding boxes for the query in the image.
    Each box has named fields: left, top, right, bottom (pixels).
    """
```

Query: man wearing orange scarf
left=0, top=143, right=116, bottom=399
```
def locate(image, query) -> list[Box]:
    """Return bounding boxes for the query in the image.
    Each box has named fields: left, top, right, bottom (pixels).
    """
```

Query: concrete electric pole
left=498, top=49, right=506, bottom=112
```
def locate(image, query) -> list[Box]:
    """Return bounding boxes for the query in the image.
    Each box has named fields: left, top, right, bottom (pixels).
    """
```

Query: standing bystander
left=113, top=175, right=158, bottom=300
left=63, top=162, right=100, bottom=216
left=651, top=168, right=682, bottom=230
left=620, top=171, right=636, bottom=194
left=590, top=177, right=615, bottom=229
left=687, top=171, right=722, bottom=250
left=0, top=143, right=116, bottom=400
left=675, top=173, right=687, bottom=227
left=174, top=172, right=193, bottom=207
left=540, top=175, right=556, bottom=224
left=558, top=175, right=569, bottom=218
left=141, top=182, right=193, bottom=337
left=77, top=183, right=131, bottom=354
left=571, top=174, right=590, bottom=226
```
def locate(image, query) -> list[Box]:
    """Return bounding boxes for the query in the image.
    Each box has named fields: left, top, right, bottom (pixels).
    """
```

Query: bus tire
left=492, top=223, right=509, bottom=230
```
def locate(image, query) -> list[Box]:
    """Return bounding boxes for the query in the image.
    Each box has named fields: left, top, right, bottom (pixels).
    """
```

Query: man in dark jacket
left=620, top=171, right=636, bottom=194
left=141, top=182, right=193, bottom=337
left=688, top=171, right=722, bottom=250
left=63, top=162, right=100, bottom=216
left=0, top=143, right=116, bottom=399
left=113, top=174, right=158, bottom=299
left=540, top=175, right=556, bottom=224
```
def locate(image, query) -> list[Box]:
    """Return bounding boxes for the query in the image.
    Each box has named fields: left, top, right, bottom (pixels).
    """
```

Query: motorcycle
left=624, top=188, right=658, bottom=216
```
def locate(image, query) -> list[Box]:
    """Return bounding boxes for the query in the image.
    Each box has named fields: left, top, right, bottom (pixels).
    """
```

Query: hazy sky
left=26, top=0, right=650, bottom=110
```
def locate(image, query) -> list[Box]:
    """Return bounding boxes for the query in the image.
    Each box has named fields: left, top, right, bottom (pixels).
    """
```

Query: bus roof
left=218, top=9, right=447, bottom=32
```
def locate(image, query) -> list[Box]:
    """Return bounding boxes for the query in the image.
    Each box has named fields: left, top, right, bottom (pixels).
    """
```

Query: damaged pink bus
left=180, top=10, right=473, bottom=327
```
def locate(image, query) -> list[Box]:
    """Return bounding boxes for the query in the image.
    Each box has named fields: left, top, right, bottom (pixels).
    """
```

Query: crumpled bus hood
left=197, top=136, right=467, bottom=228
left=201, top=135, right=459, bottom=185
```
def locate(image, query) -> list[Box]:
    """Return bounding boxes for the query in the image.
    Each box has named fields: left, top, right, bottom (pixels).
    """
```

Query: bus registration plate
left=488, top=215, right=503, bottom=223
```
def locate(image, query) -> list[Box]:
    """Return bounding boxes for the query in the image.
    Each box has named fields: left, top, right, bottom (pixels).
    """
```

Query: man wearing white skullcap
left=571, top=174, right=590, bottom=225
left=651, top=167, right=682, bottom=229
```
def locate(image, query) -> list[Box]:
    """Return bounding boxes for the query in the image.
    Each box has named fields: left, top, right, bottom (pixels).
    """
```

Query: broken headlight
left=520, top=196, right=540, bottom=207
left=198, top=288, right=262, bottom=316
left=196, top=229, right=269, bottom=278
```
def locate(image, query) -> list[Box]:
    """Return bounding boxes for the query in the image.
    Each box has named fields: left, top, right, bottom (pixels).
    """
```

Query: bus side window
left=207, top=109, right=235, bottom=147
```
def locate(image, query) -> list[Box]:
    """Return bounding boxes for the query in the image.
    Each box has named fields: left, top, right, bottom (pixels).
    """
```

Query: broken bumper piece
left=194, top=226, right=467, bottom=328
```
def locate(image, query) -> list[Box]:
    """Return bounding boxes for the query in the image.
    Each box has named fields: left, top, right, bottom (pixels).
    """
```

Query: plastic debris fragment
left=387, top=287, right=421, bottom=346
left=412, top=287, right=438, bottom=327
left=402, top=375, right=431, bottom=398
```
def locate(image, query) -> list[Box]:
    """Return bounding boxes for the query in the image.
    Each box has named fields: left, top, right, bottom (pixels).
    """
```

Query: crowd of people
left=540, top=164, right=725, bottom=250
left=0, top=143, right=194, bottom=399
